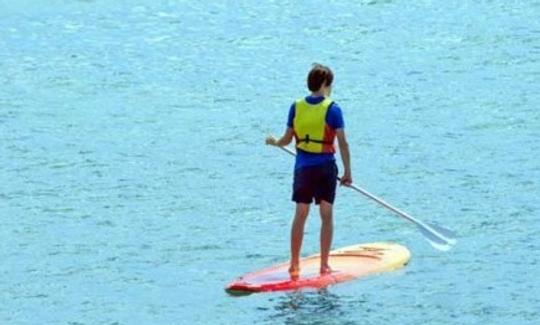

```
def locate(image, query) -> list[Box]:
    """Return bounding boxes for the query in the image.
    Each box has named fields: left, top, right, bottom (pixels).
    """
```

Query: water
left=1, top=0, right=539, bottom=324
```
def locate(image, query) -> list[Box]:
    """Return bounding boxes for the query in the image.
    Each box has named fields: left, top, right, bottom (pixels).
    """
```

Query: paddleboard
left=225, top=242, right=410, bottom=295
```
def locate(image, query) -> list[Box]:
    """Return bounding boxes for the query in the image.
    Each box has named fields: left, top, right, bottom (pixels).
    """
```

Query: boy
left=266, top=63, right=352, bottom=277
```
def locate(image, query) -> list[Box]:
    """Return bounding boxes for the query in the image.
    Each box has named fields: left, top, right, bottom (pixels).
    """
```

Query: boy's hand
left=340, top=171, right=352, bottom=186
left=265, top=135, right=277, bottom=146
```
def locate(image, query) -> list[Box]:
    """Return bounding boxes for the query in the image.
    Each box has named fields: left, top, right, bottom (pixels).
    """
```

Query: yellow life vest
left=293, top=97, right=336, bottom=153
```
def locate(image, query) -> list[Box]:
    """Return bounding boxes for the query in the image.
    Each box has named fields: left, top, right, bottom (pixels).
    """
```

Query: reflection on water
left=267, top=289, right=357, bottom=325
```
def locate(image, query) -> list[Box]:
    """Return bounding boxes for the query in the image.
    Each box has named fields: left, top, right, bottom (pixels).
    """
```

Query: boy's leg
left=290, top=203, right=310, bottom=275
left=319, top=200, right=333, bottom=274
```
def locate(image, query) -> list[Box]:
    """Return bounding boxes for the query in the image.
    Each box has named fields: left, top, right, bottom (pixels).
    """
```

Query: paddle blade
left=425, top=222, right=457, bottom=243
left=418, top=223, right=457, bottom=251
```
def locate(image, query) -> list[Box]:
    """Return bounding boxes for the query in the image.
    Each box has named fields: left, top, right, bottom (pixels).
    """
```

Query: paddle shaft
left=278, top=145, right=422, bottom=227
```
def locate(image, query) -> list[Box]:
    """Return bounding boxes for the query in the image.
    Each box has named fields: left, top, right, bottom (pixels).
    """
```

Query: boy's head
left=307, top=63, right=333, bottom=96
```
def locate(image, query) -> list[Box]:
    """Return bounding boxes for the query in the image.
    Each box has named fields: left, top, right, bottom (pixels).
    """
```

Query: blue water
left=1, top=1, right=539, bottom=324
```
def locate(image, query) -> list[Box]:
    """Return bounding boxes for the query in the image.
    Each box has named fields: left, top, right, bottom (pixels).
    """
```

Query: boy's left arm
left=266, top=128, right=294, bottom=146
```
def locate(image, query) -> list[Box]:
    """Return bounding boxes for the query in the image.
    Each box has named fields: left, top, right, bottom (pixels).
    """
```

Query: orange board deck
left=225, top=242, right=411, bottom=295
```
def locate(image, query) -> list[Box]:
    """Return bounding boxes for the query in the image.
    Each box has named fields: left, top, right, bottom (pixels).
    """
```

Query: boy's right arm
left=336, top=129, right=352, bottom=186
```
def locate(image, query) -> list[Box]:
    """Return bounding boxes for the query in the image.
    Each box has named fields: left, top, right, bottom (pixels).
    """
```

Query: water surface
left=1, top=1, right=539, bottom=324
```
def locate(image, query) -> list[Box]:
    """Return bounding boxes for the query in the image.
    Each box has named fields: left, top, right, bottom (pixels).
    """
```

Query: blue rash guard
left=287, top=95, right=345, bottom=170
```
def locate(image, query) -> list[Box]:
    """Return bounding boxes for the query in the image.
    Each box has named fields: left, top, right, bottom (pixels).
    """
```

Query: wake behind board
left=225, top=242, right=410, bottom=295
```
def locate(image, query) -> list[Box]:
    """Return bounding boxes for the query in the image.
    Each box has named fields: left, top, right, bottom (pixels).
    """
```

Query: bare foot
left=320, top=265, right=333, bottom=275
left=288, top=265, right=300, bottom=279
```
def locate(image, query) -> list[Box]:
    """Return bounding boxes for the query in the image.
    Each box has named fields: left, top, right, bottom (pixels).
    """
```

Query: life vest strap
left=298, top=134, right=333, bottom=145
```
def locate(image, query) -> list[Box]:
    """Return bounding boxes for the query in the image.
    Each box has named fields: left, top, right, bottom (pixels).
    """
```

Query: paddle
left=277, top=145, right=457, bottom=251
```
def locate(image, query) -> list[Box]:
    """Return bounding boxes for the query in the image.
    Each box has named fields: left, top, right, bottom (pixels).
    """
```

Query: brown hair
left=307, top=63, right=334, bottom=92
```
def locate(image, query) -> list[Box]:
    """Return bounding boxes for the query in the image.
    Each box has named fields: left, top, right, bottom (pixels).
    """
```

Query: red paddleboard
left=225, top=242, right=410, bottom=295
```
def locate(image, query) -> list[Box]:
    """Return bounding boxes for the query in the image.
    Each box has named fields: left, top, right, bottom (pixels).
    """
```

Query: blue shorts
left=292, top=161, right=338, bottom=205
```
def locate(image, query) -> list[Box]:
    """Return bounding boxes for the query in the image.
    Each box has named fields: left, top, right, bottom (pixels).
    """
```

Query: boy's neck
left=310, top=91, right=325, bottom=97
